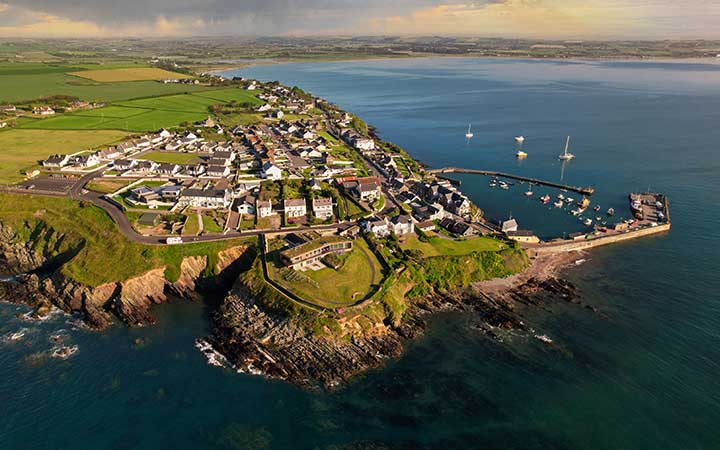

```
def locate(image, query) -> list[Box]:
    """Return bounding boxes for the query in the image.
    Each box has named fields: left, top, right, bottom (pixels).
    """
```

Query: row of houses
left=254, top=197, right=334, bottom=220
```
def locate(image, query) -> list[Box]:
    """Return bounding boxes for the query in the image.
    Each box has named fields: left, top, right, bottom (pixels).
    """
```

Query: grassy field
left=183, top=214, right=201, bottom=236
left=270, top=239, right=382, bottom=308
left=18, top=88, right=262, bottom=132
left=0, top=129, right=129, bottom=184
left=202, top=214, right=225, bottom=233
left=401, top=235, right=505, bottom=258
left=68, top=68, right=191, bottom=83
left=85, top=179, right=134, bottom=194
left=140, top=151, right=201, bottom=165
left=0, top=193, right=252, bottom=286
left=0, top=63, right=212, bottom=103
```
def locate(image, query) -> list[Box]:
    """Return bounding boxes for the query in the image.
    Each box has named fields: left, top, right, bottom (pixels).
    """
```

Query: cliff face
left=0, top=235, right=250, bottom=329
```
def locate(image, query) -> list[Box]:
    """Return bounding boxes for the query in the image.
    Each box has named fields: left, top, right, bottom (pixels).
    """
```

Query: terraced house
left=280, top=237, right=353, bottom=271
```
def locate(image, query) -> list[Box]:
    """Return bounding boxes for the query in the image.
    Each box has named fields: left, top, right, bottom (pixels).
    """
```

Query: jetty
left=428, top=167, right=595, bottom=196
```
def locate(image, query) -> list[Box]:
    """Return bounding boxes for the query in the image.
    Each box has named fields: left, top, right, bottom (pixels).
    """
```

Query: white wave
left=51, top=345, right=79, bottom=359
left=195, top=338, right=230, bottom=369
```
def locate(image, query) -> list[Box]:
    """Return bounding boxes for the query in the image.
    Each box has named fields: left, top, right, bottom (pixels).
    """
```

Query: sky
left=0, top=0, right=717, bottom=39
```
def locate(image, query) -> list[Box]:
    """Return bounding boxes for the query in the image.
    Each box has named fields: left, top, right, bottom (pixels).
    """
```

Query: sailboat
left=465, top=124, right=474, bottom=139
left=558, top=136, right=575, bottom=160
left=515, top=136, right=525, bottom=144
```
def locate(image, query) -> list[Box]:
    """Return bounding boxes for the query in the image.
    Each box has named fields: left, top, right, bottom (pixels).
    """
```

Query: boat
left=579, top=197, right=590, bottom=210
left=553, top=200, right=564, bottom=208
left=489, top=180, right=497, bottom=187
left=515, top=136, right=525, bottom=144
left=516, top=150, right=528, bottom=159
left=540, top=194, right=551, bottom=204
left=571, top=209, right=583, bottom=216
left=583, top=218, right=593, bottom=226
left=557, top=193, right=565, bottom=200
left=465, top=124, right=474, bottom=139
left=596, top=216, right=602, bottom=221
left=499, top=181, right=509, bottom=189
left=558, top=136, right=575, bottom=160
left=525, top=189, right=534, bottom=197
left=594, top=205, right=601, bottom=212
left=565, top=197, right=574, bottom=204
left=607, top=207, right=615, bottom=216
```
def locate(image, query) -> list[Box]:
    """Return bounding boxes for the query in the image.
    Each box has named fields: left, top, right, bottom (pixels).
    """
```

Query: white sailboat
left=465, top=124, right=474, bottom=139
left=558, top=136, right=575, bottom=160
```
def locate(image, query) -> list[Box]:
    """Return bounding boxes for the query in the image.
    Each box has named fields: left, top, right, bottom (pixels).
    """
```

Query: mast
left=564, top=136, right=570, bottom=157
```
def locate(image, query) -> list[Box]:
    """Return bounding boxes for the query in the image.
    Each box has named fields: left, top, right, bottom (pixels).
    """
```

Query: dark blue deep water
left=2, top=58, right=720, bottom=449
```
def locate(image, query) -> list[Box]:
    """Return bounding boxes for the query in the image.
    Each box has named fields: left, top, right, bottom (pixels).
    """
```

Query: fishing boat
left=515, top=136, right=525, bottom=144
left=489, top=180, right=497, bottom=187
left=465, top=124, right=474, bottom=139
left=540, top=194, right=551, bottom=204
left=557, top=193, right=565, bottom=200
left=558, top=136, right=575, bottom=160
left=499, top=181, right=509, bottom=190
left=594, top=205, right=601, bottom=212
left=607, top=207, right=615, bottom=216
left=579, top=197, right=590, bottom=210
left=524, top=186, right=534, bottom=196
left=553, top=200, right=564, bottom=208
left=516, top=150, right=528, bottom=159
left=571, top=209, right=583, bottom=216
left=583, top=218, right=593, bottom=226
left=565, top=197, right=574, bottom=204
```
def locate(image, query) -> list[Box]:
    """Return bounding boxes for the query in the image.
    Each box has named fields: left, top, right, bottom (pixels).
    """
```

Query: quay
left=428, top=167, right=595, bottom=196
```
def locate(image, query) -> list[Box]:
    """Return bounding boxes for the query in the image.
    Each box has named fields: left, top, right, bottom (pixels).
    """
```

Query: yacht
left=515, top=136, right=525, bottom=144
left=540, top=194, right=551, bottom=204
left=465, top=124, right=474, bottom=139
left=516, top=150, right=528, bottom=159
left=553, top=200, right=564, bottom=208
left=499, top=181, right=509, bottom=190
left=558, top=136, right=575, bottom=160
left=557, top=193, right=565, bottom=200
left=524, top=188, right=534, bottom=197
left=583, top=218, right=593, bottom=226
left=594, top=204, right=601, bottom=212
left=607, top=207, right=615, bottom=216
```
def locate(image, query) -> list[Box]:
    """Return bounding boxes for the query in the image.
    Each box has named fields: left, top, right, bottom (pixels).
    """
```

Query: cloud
left=0, top=0, right=717, bottom=38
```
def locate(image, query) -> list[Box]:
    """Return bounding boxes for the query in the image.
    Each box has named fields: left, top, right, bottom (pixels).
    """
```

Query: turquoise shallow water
left=2, top=58, right=720, bottom=449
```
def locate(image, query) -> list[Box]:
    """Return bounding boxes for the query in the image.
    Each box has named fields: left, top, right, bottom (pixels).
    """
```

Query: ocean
left=2, top=57, right=719, bottom=449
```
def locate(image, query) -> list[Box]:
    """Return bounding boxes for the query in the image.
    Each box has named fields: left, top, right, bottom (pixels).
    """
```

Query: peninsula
left=0, top=56, right=670, bottom=388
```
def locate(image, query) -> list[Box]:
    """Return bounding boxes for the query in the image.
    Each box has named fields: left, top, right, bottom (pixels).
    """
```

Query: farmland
left=0, top=129, right=129, bottom=184
left=0, top=63, right=210, bottom=103
left=68, top=67, right=192, bottom=83
left=17, top=88, right=263, bottom=132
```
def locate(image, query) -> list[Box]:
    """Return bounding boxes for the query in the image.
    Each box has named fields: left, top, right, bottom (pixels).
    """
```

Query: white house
left=390, top=215, right=415, bottom=236
left=42, top=154, right=71, bottom=168
left=234, top=195, right=256, bottom=215
left=312, top=197, right=334, bottom=219
left=206, top=165, right=230, bottom=177
left=502, top=219, right=519, bottom=233
left=177, top=189, right=231, bottom=209
left=353, top=137, right=375, bottom=151
left=363, top=217, right=391, bottom=237
left=262, top=162, right=282, bottom=180
left=284, top=199, right=307, bottom=218
left=256, top=199, right=274, bottom=218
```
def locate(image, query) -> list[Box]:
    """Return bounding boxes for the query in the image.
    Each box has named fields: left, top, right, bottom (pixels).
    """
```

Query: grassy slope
left=68, top=68, right=192, bottom=83
left=0, top=193, right=252, bottom=286
left=401, top=235, right=504, bottom=257
left=0, top=129, right=129, bottom=184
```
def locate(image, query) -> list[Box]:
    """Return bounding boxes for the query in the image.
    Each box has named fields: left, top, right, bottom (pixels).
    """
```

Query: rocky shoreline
left=207, top=254, right=584, bottom=390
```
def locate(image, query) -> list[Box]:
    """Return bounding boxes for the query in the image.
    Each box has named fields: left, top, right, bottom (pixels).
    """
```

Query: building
left=256, top=199, right=274, bottom=218
left=440, top=218, right=476, bottom=237
left=312, top=197, right=334, bottom=219
left=233, top=195, right=257, bottom=215
left=284, top=198, right=307, bottom=218
left=353, top=137, right=375, bottom=151
left=280, top=236, right=353, bottom=271
left=177, top=189, right=231, bottom=209
left=390, top=215, right=415, bottom=236
left=33, top=106, right=55, bottom=116
left=42, top=154, right=71, bottom=168
left=155, top=163, right=181, bottom=176
left=112, top=159, right=136, bottom=171
left=507, top=230, right=540, bottom=244
left=357, top=177, right=381, bottom=202
left=262, top=162, right=282, bottom=180
left=416, top=220, right=436, bottom=232
left=72, top=154, right=100, bottom=168
left=501, top=219, right=519, bottom=233
left=206, top=165, right=230, bottom=177
left=362, top=216, right=390, bottom=237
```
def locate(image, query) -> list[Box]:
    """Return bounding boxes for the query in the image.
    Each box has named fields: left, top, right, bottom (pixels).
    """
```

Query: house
left=284, top=198, right=307, bottom=218
left=136, top=138, right=152, bottom=149
left=262, top=162, right=282, bottom=180
left=206, top=165, right=230, bottom=177
left=309, top=178, right=322, bottom=191
left=362, top=217, right=391, bottom=237
left=440, top=218, right=476, bottom=237
left=312, top=197, right=334, bottom=219
left=129, top=185, right=160, bottom=203
left=137, top=212, right=160, bottom=227
left=390, top=215, right=415, bottom=236
left=213, top=151, right=235, bottom=163
left=233, top=195, right=257, bottom=215
left=507, top=230, right=540, bottom=244
left=256, top=199, right=274, bottom=218
left=274, top=110, right=284, bottom=119
left=116, top=142, right=137, bottom=154
left=1, top=105, right=16, bottom=113
left=159, top=129, right=172, bottom=139
left=33, top=106, right=55, bottom=116
left=134, top=160, right=157, bottom=173
left=177, top=189, right=231, bottom=209
left=197, top=116, right=216, bottom=127
left=72, top=154, right=100, bottom=168
left=353, top=137, right=375, bottom=151
left=185, top=164, right=206, bottom=177
left=208, top=158, right=231, bottom=167
left=501, top=219, right=519, bottom=233
left=280, top=236, right=353, bottom=271
left=42, top=154, right=71, bottom=168
left=156, top=163, right=181, bottom=176
left=416, top=220, right=436, bottom=232
left=357, top=177, right=382, bottom=202
left=112, top=159, right=136, bottom=171
left=257, top=104, right=272, bottom=112
left=99, top=147, right=122, bottom=160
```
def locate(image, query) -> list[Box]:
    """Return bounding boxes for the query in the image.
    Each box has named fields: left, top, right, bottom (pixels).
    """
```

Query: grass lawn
left=0, top=129, right=128, bottom=184
left=269, top=239, right=382, bottom=308
left=0, top=193, right=252, bottom=286
left=401, top=235, right=505, bottom=258
left=68, top=68, right=192, bottom=83
left=183, top=214, right=201, bottom=236
left=202, top=214, right=225, bottom=233
left=85, top=179, right=134, bottom=194
left=140, top=151, right=201, bottom=165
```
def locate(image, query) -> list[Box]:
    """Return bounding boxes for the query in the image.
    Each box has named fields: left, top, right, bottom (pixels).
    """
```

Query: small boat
left=558, top=136, right=575, bottom=160
left=565, top=197, right=574, bottom=204
left=594, top=205, right=601, bottom=212
left=596, top=216, right=602, bottom=221
left=553, top=200, right=564, bottom=208
left=465, top=124, right=474, bottom=139
left=499, top=181, right=509, bottom=190
left=571, top=209, right=582, bottom=216
left=607, top=207, right=615, bottom=216
left=578, top=197, right=590, bottom=210
left=557, top=193, right=565, bottom=200
left=515, top=136, right=525, bottom=144
left=489, top=181, right=497, bottom=187
left=540, top=194, right=551, bottom=204
left=583, top=218, right=593, bottom=226
left=516, top=150, right=528, bottom=159
left=524, top=186, right=534, bottom=196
